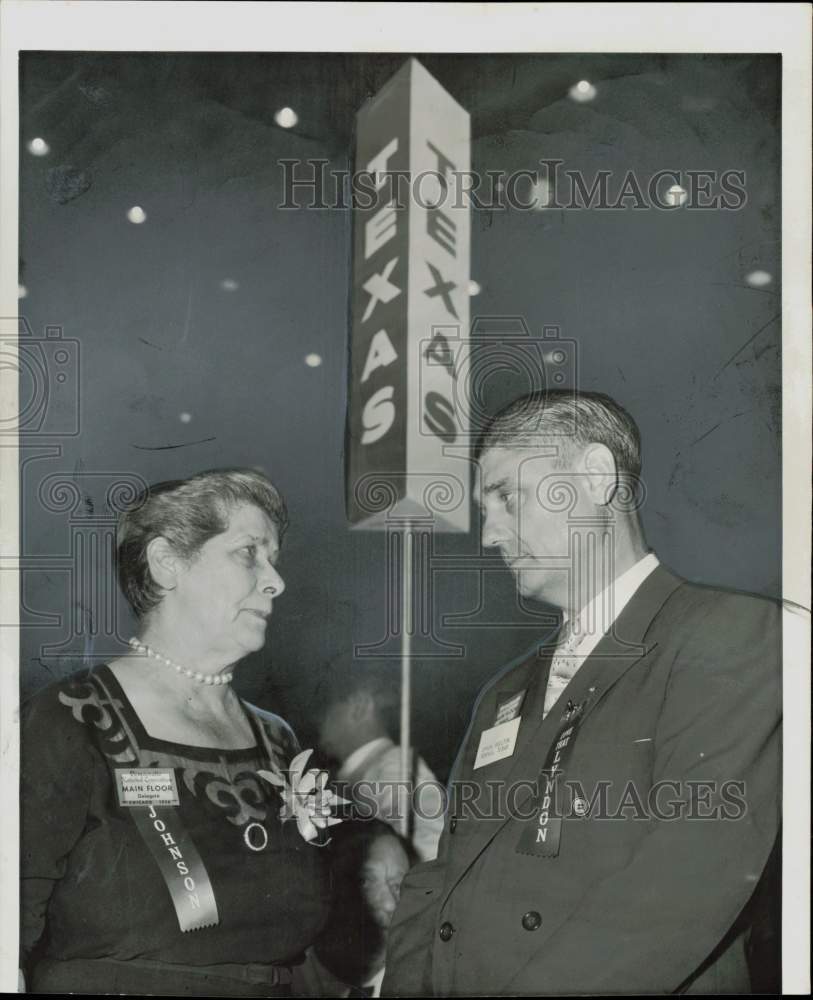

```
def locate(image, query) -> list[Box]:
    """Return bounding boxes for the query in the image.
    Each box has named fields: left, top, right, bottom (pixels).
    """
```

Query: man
left=295, top=820, right=416, bottom=998
left=317, top=664, right=445, bottom=862
left=294, top=820, right=417, bottom=997
left=383, top=390, right=782, bottom=995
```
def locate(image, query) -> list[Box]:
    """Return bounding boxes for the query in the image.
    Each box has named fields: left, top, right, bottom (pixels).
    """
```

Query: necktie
left=542, top=619, right=582, bottom=718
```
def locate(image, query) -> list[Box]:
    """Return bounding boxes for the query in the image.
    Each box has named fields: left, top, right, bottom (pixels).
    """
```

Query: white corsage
left=258, top=749, right=349, bottom=844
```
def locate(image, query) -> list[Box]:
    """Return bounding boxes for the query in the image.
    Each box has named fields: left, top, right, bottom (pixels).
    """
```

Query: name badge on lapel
left=473, top=716, right=521, bottom=770
left=494, top=689, right=526, bottom=726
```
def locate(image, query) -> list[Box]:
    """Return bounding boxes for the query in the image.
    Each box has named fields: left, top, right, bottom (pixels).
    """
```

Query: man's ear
left=581, top=443, right=618, bottom=506
left=145, top=536, right=182, bottom=592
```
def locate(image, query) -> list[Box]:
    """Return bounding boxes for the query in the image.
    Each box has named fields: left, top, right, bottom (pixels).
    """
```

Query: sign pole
left=346, top=58, right=470, bottom=846
left=399, top=521, right=413, bottom=838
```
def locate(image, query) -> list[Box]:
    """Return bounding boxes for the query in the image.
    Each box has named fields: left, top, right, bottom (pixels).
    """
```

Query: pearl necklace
left=128, top=637, right=234, bottom=686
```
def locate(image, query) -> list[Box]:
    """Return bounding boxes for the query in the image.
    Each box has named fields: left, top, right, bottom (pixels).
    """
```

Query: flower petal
left=298, top=770, right=318, bottom=795
left=289, top=748, right=313, bottom=783
left=296, top=813, right=319, bottom=842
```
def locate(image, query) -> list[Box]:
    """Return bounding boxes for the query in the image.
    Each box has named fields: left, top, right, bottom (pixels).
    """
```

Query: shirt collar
left=566, top=552, right=660, bottom=654
left=338, top=736, right=395, bottom=780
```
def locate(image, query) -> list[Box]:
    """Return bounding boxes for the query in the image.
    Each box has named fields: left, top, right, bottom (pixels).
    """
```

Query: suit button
left=521, top=911, right=542, bottom=931
left=449, top=818, right=458, bottom=833
left=439, top=921, right=455, bottom=941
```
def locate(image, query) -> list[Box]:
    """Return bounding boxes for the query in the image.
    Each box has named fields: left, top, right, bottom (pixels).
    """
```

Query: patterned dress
left=20, top=665, right=331, bottom=995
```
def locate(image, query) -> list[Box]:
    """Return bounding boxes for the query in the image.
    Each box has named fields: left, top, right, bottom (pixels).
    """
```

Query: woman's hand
left=18, top=968, right=26, bottom=992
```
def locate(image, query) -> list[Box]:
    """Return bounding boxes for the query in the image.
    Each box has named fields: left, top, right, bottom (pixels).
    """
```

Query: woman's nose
left=261, top=563, right=285, bottom=597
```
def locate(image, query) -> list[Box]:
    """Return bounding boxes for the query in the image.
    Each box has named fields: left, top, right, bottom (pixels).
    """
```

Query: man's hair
left=116, top=467, right=288, bottom=619
left=475, top=389, right=642, bottom=478
left=315, top=660, right=401, bottom=740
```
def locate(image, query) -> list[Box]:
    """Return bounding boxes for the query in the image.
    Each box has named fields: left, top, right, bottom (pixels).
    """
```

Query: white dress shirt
left=543, top=553, right=660, bottom=717
left=338, top=736, right=444, bottom=861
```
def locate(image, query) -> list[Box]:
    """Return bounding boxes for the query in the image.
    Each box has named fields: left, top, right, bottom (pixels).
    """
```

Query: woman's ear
left=145, top=536, right=181, bottom=592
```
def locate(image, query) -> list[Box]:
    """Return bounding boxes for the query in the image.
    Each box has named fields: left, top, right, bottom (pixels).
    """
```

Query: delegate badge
left=473, top=716, right=521, bottom=769
left=115, top=767, right=180, bottom=807
left=494, top=689, right=526, bottom=726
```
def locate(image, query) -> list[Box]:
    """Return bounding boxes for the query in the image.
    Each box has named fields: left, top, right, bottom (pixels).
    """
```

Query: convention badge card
left=0, top=3, right=810, bottom=995
left=115, top=769, right=180, bottom=808
left=474, top=717, right=522, bottom=769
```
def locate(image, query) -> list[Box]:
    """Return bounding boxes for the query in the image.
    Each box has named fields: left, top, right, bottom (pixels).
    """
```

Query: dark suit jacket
left=382, top=566, right=782, bottom=995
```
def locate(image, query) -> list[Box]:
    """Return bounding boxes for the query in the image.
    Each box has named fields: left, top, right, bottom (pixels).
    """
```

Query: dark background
left=18, top=52, right=781, bottom=777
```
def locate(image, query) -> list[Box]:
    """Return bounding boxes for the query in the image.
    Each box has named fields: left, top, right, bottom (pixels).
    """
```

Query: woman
left=20, top=468, right=333, bottom=996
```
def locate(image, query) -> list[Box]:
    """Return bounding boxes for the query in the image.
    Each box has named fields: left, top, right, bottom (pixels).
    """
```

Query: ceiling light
left=275, top=107, right=298, bottom=128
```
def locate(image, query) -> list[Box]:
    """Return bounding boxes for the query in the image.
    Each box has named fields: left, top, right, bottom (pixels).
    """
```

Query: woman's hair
left=117, top=468, right=288, bottom=619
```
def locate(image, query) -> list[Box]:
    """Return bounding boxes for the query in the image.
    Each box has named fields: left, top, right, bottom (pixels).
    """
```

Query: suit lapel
left=491, top=643, right=555, bottom=776
left=442, top=566, right=685, bottom=901
left=455, top=644, right=553, bottom=788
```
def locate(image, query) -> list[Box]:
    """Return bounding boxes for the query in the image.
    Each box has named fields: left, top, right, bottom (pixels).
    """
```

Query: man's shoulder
left=653, top=576, right=782, bottom=631
left=644, top=574, right=785, bottom=662
left=363, top=739, right=403, bottom=778
left=374, top=743, right=441, bottom=785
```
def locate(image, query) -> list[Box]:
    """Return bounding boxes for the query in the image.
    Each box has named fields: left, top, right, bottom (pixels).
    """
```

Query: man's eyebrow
left=482, top=476, right=513, bottom=497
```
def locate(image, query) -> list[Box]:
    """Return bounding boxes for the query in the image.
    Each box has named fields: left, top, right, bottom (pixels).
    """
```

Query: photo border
left=1, top=3, right=809, bottom=992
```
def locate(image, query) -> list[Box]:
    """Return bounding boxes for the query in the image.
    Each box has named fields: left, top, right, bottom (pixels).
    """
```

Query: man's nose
left=481, top=509, right=509, bottom=550
left=383, top=883, right=400, bottom=915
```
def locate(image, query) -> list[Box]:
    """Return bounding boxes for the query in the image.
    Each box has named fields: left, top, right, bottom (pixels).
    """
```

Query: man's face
left=360, top=833, right=411, bottom=929
left=477, top=445, right=589, bottom=608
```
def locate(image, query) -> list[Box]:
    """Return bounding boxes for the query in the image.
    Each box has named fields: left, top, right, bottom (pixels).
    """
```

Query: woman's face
left=170, top=503, right=285, bottom=663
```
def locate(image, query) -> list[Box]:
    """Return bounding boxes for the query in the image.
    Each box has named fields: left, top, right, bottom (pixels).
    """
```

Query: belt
left=32, top=956, right=294, bottom=996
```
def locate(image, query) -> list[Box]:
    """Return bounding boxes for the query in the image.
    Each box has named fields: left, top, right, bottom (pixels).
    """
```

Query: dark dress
left=20, top=665, right=331, bottom=996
